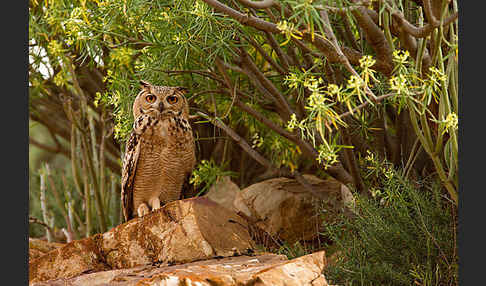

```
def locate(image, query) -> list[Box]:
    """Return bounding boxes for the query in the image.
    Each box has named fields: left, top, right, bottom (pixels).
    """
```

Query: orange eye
left=146, top=94, right=156, bottom=103
left=167, top=96, right=178, bottom=104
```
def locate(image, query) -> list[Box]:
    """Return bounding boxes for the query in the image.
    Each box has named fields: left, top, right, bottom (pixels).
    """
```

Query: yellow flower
left=389, top=74, right=409, bottom=95
left=359, top=55, right=376, bottom=69
left=286, top=113, right=299, bottom=131
left=443, top=113, right=458, bottom=134
left=251, top=133, right=264, bottom=148
left=53, top=72, right=66, bottom=87
left=284, top=72, right=301, bottom=89
left=347, top=75, right=364, bottom=90
left=392, top=50, right=410, bottom=65
left=276, top=21, right=303, bottom=46
left=428, top=67, right=447, bottom=83
left=47, top=40, right=64, bottom=56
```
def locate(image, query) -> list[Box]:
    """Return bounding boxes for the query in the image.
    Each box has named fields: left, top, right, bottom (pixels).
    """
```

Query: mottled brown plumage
left=121, top=80, right=195, bottom=221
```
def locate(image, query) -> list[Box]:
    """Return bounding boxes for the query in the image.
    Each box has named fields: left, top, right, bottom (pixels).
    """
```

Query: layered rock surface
left=31, top=250, right=330, bottom=286
left=29, top=197, right=254, bottom=285
left=29, top=238, right=65, bottom=261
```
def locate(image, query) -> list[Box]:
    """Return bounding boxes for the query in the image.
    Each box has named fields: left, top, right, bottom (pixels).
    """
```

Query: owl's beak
left=158, top=102, right=165, bottom=112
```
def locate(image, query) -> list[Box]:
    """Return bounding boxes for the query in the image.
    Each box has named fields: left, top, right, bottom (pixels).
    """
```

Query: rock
left=102, top=196, right=254, bottom=269
left=29, top=197, right=255, bottom=285
left=249, top=250, right=329, bottom=286
left=31, top=250, right=330, bottom=286
left=29, top=236, right=108, bottom=285
left=203, top=176, right=240, bottom=213
left=340, top=184, right=356, bottom=214
left=29, top=238, right=65, bottom=261
left=233, top=175, right=353, bottom=244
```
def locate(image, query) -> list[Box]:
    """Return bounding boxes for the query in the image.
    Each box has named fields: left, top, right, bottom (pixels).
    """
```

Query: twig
left=338, top=93, right=396, bottom=119
left=244, top=35, right=287, bottom=75
left=29, top=138, right=69, bottom=156
left=29, top=216, right=53, bottom=233
left=342, top=13, right=360, bottom=50
left=70, top=124, right=85, bottom=200
left=99, top=109, right=107, bottom=210
left=39, top=170, right=54, bottom=242
left=88, top=113, right=100, bottom=185
left=44, top=164, right=72, bottom=235
left=80, top=135, right=107, bottom=232
left=62, top=172, right=82, bottom=239
left=198, top=111, right=274, bottom=169
left=201, top=0, right=337, bottom=64
left=422, top=0, right=440, bottom=26
left=81, top=145, right=92, bottom=237
left=214, top=57, right=239, bottom=119
left=61, top=228, right=74, bottom=243
left=46, top=125, right=63, bottom=152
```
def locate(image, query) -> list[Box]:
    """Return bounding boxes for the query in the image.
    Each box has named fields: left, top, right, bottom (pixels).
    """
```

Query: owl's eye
left=146, top=94, right=156, bottom=103
left=167, top=96, right=178, bottom=104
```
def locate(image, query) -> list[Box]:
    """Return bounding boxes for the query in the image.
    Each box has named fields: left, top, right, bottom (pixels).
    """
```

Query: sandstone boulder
left=203, top=176, right=240, bottom=213
left=29, top=238, right=65, bottom=261
left=233, top=175, right=354, bottom=244
left=31, top=250, right=331, bottom=286
left=102, top=196, right=254, bottom=269
left=29, top=236, right=108, bottom=285
left=29, top=197, right=255, bottom=285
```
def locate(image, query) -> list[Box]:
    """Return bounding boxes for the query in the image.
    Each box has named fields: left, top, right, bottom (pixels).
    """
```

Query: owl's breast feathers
left=163, top=112, right=194, bottom=150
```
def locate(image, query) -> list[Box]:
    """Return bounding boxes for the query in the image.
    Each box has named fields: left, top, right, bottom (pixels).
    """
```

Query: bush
left=323, top=167, right=458, bottom=286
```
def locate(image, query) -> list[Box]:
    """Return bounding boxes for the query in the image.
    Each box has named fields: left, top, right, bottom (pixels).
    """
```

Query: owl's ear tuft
left=139, top=80, right=151, bottom=89
left=175, top=86, right=189, bottom=94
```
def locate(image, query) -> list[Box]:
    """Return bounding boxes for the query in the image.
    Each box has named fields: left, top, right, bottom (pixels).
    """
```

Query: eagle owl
left=121, top=80, right=196, bottom=221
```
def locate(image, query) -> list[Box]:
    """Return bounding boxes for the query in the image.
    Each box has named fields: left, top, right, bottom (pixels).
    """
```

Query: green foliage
left=190, top=159, right=237, bottom=195
left=323, top=159, right=458, bottom=286
left=275, top=240, right=316, bottom=260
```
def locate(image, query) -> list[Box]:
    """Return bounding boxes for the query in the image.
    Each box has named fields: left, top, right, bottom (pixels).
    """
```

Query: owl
left=121, top=80, right=196, bottom=222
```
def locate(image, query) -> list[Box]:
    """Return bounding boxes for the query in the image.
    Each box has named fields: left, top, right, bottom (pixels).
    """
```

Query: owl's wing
left=180, top=172, right=195, bottom=199
left=121, top=130, right=142, bottom=222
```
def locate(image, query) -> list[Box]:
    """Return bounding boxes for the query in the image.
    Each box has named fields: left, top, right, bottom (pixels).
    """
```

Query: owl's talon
left=149, top=197, right=161, bottom=211
left=137, top=203, right=150, bottom=217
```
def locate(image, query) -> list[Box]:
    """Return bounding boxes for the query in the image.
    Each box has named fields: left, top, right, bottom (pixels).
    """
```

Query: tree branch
left=236, top=0, right=274, bottom=9
left=197, top=111, right=329, bottom=199
left=351, top=6, right=394, bottom=75
left=390, top=6, right=458, bottom=38
left=239, top=48, right=294, bottom=120
left=264, top=31, right=291, bottom=71
left=244, top=35, right=287, bottom=75
left=30, top=138, right=70, bottom=157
